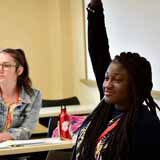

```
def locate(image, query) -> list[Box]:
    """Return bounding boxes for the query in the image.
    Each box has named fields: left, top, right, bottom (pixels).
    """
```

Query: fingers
left=90, top=0, right=102, bottom=9
left=0, top=137, right=6, bottom=142
left=0, top=132, right=12, bottom=142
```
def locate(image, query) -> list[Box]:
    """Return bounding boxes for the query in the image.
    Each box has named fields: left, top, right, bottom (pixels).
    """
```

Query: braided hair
left=78, top=52, right=160, bottom=160
left=113, top=52, right=160, bottom=116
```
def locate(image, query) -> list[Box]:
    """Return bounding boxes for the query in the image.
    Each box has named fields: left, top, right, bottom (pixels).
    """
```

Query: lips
left=0, top=75, right=4, bottom=78
left=104, top=91, right=113, bottom=96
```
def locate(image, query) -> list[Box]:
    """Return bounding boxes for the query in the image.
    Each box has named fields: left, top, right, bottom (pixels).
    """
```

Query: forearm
left=8, top=127, right=32, bottom=140
left=8, top=113, right=40, bottom=140
left=87, top=1, right=111, bottom=99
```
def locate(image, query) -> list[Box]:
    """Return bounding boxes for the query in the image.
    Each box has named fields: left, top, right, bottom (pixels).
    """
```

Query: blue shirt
left=0, top=87, right=42, bottom=140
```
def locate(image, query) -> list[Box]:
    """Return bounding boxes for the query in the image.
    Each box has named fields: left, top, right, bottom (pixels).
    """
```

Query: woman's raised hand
left=90, top=0, right=102, bottom=8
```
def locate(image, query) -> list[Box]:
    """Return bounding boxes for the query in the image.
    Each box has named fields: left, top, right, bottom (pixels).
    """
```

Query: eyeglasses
left=0, top=63, right=18, bottom=70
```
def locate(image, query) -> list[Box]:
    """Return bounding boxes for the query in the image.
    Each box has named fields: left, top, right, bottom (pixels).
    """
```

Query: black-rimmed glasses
left=0, top=63, right=19, bottom=70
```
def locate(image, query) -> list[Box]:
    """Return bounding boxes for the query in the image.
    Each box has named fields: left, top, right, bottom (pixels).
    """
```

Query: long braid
left=78, top=98, right=113, bottom=160
left=145, top=95, right=160, bottom=118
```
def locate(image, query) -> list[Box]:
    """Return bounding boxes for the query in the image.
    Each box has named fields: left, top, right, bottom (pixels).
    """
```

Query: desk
left=0, top=138, right=75, bottom=156
left=39, top=104, right=96, bottom=118
left=32, top=123, right=48, bottom=134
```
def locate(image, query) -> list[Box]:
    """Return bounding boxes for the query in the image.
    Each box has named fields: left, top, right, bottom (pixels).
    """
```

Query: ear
left=17, top=66, right=24, bottom=76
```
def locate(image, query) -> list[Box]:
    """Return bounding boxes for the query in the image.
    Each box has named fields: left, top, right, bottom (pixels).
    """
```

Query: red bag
left=52, top=115, right=86, bottom=138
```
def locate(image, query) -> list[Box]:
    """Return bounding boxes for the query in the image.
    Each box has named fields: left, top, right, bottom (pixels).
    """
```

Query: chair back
left=40, top=96, right=80, bottom=137
left=42, top=96, right=80, bottom=107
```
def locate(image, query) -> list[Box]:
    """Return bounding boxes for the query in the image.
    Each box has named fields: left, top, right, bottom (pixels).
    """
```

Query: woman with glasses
left=0, top=48, right=42, bottom=143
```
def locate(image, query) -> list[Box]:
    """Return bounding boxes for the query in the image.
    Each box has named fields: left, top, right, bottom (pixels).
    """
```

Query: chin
left=104, top=96, right=113, bottom=104
left=0, top=79, right=4, bottom=83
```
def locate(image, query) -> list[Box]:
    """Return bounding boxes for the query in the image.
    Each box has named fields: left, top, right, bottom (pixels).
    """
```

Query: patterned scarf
left=75, top=106, right=124, bottom=160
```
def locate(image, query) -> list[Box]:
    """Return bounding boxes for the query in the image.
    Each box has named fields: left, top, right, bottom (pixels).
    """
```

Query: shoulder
left=30, top=88, right=42, bottom=103
left=20, top=87, right=42, bottom=104
left=136, top=106, right=160, bottom=127
left=134, top=106, right=160, bottom=144
left=32, top=88, right=42, bottom=97
left=132, top=106, right=160, bottom=158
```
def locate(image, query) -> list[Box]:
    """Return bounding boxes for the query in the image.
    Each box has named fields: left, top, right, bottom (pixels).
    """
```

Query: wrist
left=87, top=4, right=95, bottom=13
left=87, top=3, right=103, bottom=13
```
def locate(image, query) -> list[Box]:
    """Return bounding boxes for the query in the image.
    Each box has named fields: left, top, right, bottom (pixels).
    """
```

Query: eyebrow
left=105, top=72, right=124, bottom=76
left=0, top=61, right=15, bottom=64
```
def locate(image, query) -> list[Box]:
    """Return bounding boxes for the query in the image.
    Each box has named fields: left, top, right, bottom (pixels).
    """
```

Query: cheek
left=6, top=71, right=18, bottom=79
left=119, top=85, right=128, bottom=93
left=102, top=81, right=105, bottom=89
left=117, top=84, right=129, bottom=99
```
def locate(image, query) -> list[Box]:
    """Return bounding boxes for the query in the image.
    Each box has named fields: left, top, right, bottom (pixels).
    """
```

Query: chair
left=42, top=96, right=80, bottom=107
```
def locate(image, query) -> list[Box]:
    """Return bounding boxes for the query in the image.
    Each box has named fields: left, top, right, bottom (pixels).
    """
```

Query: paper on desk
left=0, top=137, right=76, bottom=149
left=0, top=138, right=52, bottom=148
left=50, top=137, right=77, bottom=144
left=0, top=141, right=12, bottom=148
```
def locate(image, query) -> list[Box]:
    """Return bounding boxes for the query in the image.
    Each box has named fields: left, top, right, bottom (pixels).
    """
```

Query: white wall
left=84, top=0, right=160, bottom=91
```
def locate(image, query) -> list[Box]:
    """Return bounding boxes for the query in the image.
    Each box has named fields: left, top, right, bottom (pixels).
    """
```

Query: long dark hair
left=0, top=48, right=33, bottom=95
left=78, top=52, right=160, bottom=160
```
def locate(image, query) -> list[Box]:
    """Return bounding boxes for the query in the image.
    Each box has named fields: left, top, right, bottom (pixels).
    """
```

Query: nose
left=0, top=64, right=4, bottom=71
left=103, top=79, right=113, bottom=90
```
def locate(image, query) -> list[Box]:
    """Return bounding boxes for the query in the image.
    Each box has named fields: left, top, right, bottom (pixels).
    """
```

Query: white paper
left=0, top=138, right=53, bottom=148
left=0, top=137, right=76, bottom=149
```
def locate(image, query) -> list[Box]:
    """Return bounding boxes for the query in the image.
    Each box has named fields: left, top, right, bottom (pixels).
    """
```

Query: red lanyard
left=96, top=118, right=120, bottom=144
left=6, top=90, right=19, bottom=129
left=6, top=109, right=12, bottom=129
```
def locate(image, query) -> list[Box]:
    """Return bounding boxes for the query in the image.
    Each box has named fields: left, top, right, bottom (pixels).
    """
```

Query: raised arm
left=87, top=0, right=111, bottom=99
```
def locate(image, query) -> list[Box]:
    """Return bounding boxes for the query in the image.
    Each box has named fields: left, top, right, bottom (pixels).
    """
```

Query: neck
left=114, top=104, right=129, bottom=112
left=0, top=85, right=19, bottom=105
left=1, top=85, right=17, bottom=95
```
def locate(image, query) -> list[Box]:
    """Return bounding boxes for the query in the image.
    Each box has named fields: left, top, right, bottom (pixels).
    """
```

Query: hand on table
left=0, top=132, right=13, bottom=142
